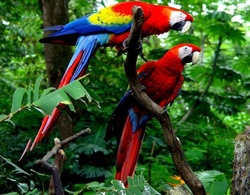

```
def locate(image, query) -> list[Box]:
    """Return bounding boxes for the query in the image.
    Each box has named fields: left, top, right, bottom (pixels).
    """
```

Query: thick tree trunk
left=40, top=0, right=73, bottom=140
left=232, top=126, right=250, bottom=195
left=41, top=0, right=72, bottom=87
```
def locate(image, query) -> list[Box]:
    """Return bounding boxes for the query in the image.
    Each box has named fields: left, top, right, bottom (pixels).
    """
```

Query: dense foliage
left=0, top=0, right=249, bottom=194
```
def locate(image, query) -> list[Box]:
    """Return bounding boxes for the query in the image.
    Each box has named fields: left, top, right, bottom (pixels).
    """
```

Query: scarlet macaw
left=30, top=1, right=194, bottom=150
left=105, top=43, right=201, bottom=185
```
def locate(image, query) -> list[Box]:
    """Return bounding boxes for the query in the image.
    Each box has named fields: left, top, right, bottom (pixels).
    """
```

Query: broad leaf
left=33, top=76, right=44, bottom=101
left=64, top=80, right=91, bottom=101
left=0, top=155, right=30, bottom=176
left=196, top=170, right=228, bottom=195
left=114, top=174, right=160, bottom=195
left=11, top=88, right=27, bottom=113
left=27, top=83, right=32, bottom=107
left=0, top=114, right=8, bottom=121
left=39, top=87, right=55, bottom=99
left=34, top=89, right=73, bottom=115
left=112, top=180, right=125, bottom=190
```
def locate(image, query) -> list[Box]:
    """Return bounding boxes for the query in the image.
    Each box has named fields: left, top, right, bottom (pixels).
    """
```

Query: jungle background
left=0, top=0, right=249, bottom=194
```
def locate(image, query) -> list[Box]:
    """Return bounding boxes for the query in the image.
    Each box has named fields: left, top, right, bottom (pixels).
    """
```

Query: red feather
left=29, top=50, right=86, bottom=151
left=115, top=117, right=145, bottom=184
left=24, top=1, right=194, bottom=158
left=106, top=43, right=201, bottom=186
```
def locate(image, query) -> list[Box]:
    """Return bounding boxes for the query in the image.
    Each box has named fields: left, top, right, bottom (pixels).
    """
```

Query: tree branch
left=37, top=128, right=91, bottom=195
left=124, top=6, right=206, bottom=195
left=232, top=126, right=250, bottom=194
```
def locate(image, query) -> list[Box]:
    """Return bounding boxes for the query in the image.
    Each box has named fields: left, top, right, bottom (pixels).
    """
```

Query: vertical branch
left=41, top=0, right=73, bottom=140
left=41, top=0, right=72, bottom=87
left=38, top=129, right=91, bottom=195
left=124, top=6, right=206, bottom=195
left=232, top=126, right=250, bottom=194
left=49, top=149, right=67, bottom=195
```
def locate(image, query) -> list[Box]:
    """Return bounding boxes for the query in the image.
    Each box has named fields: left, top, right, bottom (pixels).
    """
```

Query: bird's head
left=168, top=43, right=201, bottom=65
left=168, top=8, right=193, bottom=33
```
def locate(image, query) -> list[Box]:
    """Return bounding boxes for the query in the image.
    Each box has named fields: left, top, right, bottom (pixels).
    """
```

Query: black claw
left=140, top=84, right=146, bottom=92
left=122, top=38, right=143, bottom=54
left=129, top=84, right=146, bottom=96
left=122, top=38, right=129, bottom=49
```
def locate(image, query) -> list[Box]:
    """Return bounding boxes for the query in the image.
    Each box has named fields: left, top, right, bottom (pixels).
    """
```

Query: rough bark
left=40, top=0, right=73, bottom=140
left=232, top=126, right=250, bottom=195
left=124, top=6, right=206, bottom=195
left=38, top=129, right=91, bottom=195
left=48, top=149, right=67, bottom=195
left=167, top=186, right=192, bottom=195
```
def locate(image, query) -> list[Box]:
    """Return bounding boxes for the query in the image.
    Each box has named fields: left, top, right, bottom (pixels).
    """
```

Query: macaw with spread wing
left=29, top=1, right=193, bottom=151
left=105, top=43, right=201, bottom=185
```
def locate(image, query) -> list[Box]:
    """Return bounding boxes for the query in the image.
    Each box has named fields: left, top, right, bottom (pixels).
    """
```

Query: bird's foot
left=139, top=84, right=146, bottom=92
left=129, top=84, right=146, bottom=96
left=122, top=38, right=143, bottom=54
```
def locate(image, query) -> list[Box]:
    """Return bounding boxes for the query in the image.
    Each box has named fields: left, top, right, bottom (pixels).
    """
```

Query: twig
left=37, top=128, right=91, bottom=195
left=49, top=149, right=67, bottom=195
left=124, top=6, right=206, bottom=195
left=60, top=128, right=91, bottom=146
left=40, top=128, right=91, bottom=162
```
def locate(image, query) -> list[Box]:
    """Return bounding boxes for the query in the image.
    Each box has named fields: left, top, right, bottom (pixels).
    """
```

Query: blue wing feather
left=42, top=15, right=131, bottom=40
left=128, top=108, right=138, bottom=133
left=61, top=34, right=109, bottom=81
left=69, top=37, right=98, bottom=81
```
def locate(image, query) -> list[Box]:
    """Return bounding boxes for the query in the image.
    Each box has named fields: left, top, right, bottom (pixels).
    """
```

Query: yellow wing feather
left=88, top=7, right=132, bottom=26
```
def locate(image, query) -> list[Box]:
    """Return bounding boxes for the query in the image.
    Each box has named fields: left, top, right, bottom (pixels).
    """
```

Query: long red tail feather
left=115, top=117, right=146, bottom=186
left=29, top=51, right=85, bottom=151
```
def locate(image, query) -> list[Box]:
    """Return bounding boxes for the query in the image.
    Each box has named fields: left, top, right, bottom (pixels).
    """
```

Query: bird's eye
left=180, top=12, right=184, bottom=17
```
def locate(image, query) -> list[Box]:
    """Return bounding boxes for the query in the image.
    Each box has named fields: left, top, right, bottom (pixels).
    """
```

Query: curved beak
left=171, top=20, right=192, bottom=33
left=192, top=51, right=200, bottom=65
left=182, top=51, right=200, bottom=65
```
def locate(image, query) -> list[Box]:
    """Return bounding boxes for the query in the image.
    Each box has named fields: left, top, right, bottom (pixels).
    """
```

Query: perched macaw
left=105, top=43, right=201, bottom=186
left=30, top=1, right=193, bottom=150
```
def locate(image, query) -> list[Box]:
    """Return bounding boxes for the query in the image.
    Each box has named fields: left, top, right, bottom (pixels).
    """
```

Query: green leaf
left=64, top=80, right=91, bottom=101
left=112, top=180, right=125, bottom=190
left=211, top=11, right=232, bottom=22
left=82, top=85, right=101, bottom=102
left=33, top=76, right=43, bottom=101
left=0, top=155, right=30, bottom=176
left=0, top=114, right=8, bottom=121
left=34, top=89, right=73, bottom=115
left=86, top=181, right=104, bottom=189
left=232, top=56, right=250, bottom=76
left=27, top=83, right=32, bottom=107
left=17, top=182, right=29, bottom=194
left=187, top=65, right=210, bottom=81
left=33, top=78, right=94, bottom=114
left=11, top=88, right=27, bottom=113
left=40, top=87, right=55, bottom=99
left=113, top=174, right=160, bottom=195
left=0, top=193, right=18, bottom=195
left=67, top=102, right=76, bottom=113
left=196, top=170, right=228, bottom=195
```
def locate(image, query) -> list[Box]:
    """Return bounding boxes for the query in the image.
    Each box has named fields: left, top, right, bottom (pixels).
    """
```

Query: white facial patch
left=178, top=46, right=192, bottom=59
left=178, top=46, right=200, bottom=64
left=169, top=11, right=187, bottom=27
